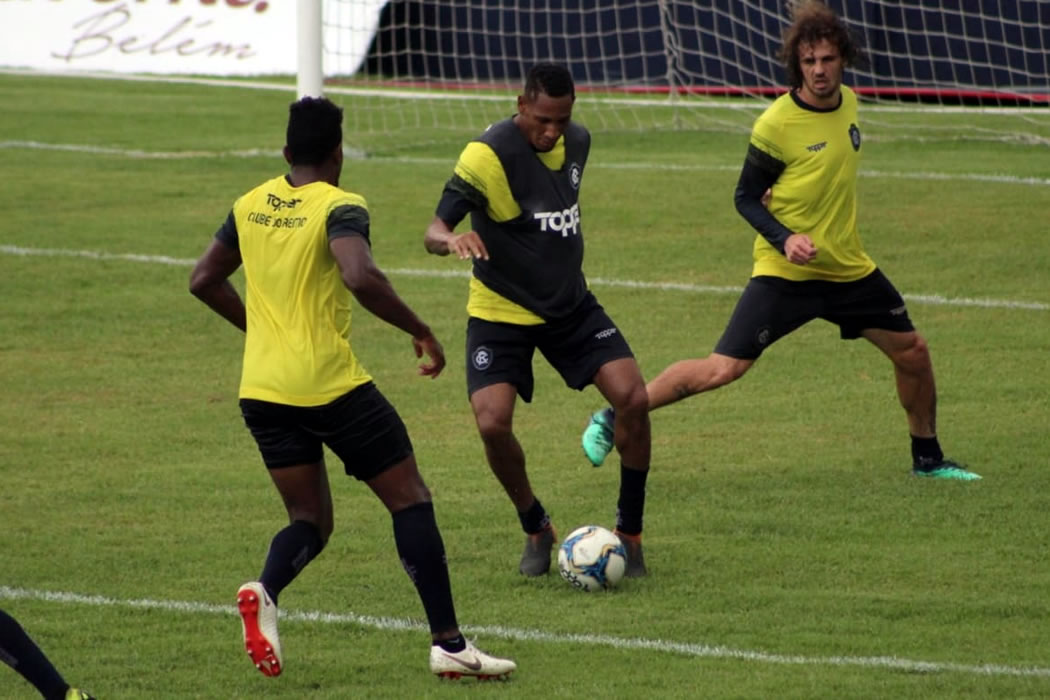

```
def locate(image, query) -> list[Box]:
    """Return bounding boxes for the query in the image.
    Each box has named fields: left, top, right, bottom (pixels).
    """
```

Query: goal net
left=312, top=1, right=1050, bottom=154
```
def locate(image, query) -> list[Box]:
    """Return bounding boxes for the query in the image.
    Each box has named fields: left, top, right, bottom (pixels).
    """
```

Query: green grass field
left=1, top=71, right=1048, bottom=699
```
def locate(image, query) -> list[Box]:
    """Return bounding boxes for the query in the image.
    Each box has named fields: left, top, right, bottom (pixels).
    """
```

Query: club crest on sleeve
left=569, top=162, right=582, bottom=190
left=849, top=123, right=861, bottom=151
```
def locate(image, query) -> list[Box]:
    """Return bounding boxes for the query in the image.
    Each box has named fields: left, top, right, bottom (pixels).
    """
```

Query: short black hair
left=286, top=97, right=343, bottom=166
left=523, top=63, right=575, bottom=102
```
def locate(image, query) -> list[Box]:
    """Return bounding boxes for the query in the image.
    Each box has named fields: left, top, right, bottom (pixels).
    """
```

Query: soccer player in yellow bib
left=190, top=97, right=515, bottom=680
left=582, top=1, right=979, bottom=481
left=425, top=64, right=652, bottom=578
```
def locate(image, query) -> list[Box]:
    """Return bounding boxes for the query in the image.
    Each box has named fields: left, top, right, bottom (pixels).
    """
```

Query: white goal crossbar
left=298, top=1, right=1050, bottom=151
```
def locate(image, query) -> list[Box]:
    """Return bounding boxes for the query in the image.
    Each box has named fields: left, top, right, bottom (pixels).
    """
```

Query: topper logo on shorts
left=594, top=328, right=618, bottom=340
left=472, top=346, right=492, bottom=371
left=534, top=203, right=580, bottom=237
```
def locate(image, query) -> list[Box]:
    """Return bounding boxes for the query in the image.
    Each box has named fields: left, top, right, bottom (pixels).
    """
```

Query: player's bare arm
left=189, top=238, right=246, bottom=331
left=424, top=216, right=490, bottom=260
left=331, top=235, right=446, bottom=377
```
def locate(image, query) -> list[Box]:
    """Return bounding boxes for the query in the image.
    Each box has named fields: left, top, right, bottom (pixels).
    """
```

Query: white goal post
left=297, top=0, right=324, bottom=99
left=298, top=1, right=1050, bottom=152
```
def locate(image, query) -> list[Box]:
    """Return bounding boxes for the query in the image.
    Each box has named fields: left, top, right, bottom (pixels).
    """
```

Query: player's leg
left=235, top=400, right=331, bottom=677
left=645, top=353, right=754, bottom=411
left=591, top=358, right=652, bottom=575
left=263, top=461, right=333, bottom=599
left=645, top=278, right=806, bottom=408
left=469, top=382, right=554, bottom=575
left=584, top=355, right=752, bottom=468
left=236, top=461, right=331, bottom=677
left=863, top=328, right=979, bottom=480
left=552, top=295, right=651, bottom=575
left=334, top=387, right=514, bottom=679
left=367, top=460, right=514, bottom=678
left=465, top=318, right=555, bottom=575
left=0, top=607, right=95, bottom=700
left=582, top=277, right=804, bottom=467
left=365, top=458, right=452, bottom=639
left=591, top=358, right=650, bottom=468
left=470, top=383, right=530, bottom=510
left=863, top=327, right=937, bottom=437
left=834, top=269, right=978, bottom=480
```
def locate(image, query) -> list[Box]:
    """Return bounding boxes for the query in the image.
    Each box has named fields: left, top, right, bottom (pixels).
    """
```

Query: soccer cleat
left=430, top=641, right=517, bottom=680
left=614, top=530, right=648, bottom=578
left=581, top=408, right=615, bottom=467
left=237, top=581, right=283, bottom=677
left=65, top=690, right=96, bottom=700
left=519, top=525, right=557, bottom=576
left=913, top=458, right=981, bottom=481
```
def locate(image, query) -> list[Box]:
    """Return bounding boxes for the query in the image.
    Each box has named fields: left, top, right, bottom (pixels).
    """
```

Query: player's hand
left=413, top=332, right=446, bottom=378
left=784, top=233, right=817, bottom=265
left=447, top=231, right=489, bottom=261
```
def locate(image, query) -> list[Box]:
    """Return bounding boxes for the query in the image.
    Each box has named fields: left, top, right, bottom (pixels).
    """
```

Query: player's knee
left=403, top=479, right=433, bottom=508
left=613, top=386, right=651, bottom=448
left=912, top=334, right=931, bottom=362
left=474, top=410, right=513, bottom=444
left=896, top=334, right=932, bottom=373
left=614, top=383, right=649, bottom=421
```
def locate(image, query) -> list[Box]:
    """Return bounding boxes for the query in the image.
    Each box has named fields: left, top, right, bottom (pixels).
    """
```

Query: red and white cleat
left=236, top=581, right=283, bottom=677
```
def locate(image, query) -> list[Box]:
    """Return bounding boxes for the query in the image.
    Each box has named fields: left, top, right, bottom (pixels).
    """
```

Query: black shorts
left=714, top=269, right=915, bottom=360
left=239, top=381, right=413, bottom=480
left=466, top=292, right=635, bottom=402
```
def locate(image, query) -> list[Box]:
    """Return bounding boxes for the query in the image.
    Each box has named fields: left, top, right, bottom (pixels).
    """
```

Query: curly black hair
left=778, top=1, right=865, bottom=88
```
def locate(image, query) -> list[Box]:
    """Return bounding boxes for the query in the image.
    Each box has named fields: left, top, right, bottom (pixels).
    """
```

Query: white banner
left=0, top=0, right=300, bottom=75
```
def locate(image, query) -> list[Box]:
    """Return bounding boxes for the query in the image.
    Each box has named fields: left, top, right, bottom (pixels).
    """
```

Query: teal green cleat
left=913, top=459, right=981, bottom=481
left=581, top=408, right=615, bottom=467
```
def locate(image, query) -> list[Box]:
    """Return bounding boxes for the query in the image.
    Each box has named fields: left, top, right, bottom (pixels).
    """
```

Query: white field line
left=1, top=586, right=1047, bottom=678
left=2, top=244, right=1047, bottom=312
left=5, top=67, right=1050, bottom=116
left=2, top=139, right=1049, bottom=188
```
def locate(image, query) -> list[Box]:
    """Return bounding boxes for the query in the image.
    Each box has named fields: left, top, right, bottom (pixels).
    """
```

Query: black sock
left=517, top=498, right=550, bottom=535
left=392, top=502, right=459, bottom=635
left=911, top=435, right=944, bottom=469
left=0, top=608, right=69, bottom=700
left=615, top=464, right=649, bottom=536
left=434, top=634, right=467, bottom=653
left=259, top=520, right=325, bottom=605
